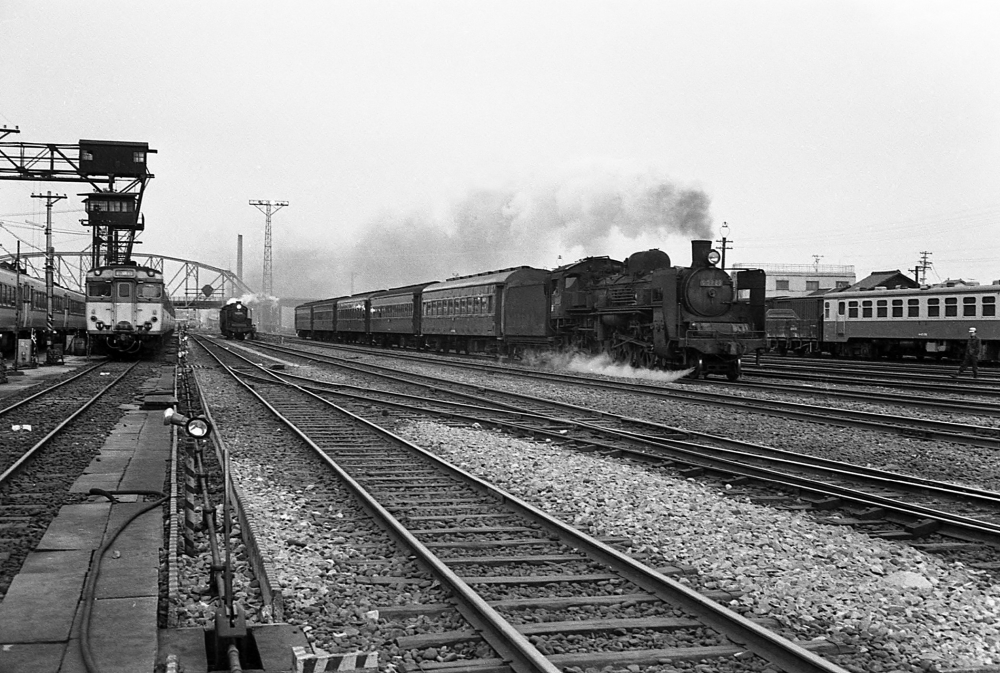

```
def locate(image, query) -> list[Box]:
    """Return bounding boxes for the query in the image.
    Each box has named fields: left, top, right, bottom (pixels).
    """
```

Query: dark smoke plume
left=274, top=170, right=713, bottom=298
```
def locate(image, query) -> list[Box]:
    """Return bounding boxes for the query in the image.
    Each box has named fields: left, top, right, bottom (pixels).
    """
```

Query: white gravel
left=398, top=419, right=1000, bottom=670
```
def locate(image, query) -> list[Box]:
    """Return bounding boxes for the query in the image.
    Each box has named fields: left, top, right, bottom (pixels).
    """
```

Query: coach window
left=927, top=298, right=940, bottom=317
left=963, top=297, right=977, bottom=317
left=876, top=300, right=887, bottom=318
left=847, top=301, right=857, bottom=318
left=984, top=297, right=997, bottom=317
left=907, top=299, right=919, bottom=317
left=891, top=299, right=903, bottom=317
left=945, top=297, right=958, bottom=317
left=775, top=279, right=790, bottom=291
left=862, top=300, right=872, bottom=318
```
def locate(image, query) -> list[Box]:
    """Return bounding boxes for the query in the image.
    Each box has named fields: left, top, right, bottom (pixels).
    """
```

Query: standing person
left=956, top=327, right=982, bottom=378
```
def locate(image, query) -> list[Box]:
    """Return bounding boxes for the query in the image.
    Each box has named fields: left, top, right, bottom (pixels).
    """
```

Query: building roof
left=843, top=270, right=918, bottom=292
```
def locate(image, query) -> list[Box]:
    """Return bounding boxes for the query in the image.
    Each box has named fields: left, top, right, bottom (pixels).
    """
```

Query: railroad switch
left=206, top=604, right=262, bottom=671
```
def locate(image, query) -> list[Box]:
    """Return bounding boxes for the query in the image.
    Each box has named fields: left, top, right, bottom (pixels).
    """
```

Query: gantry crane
left=0, top=126, right=155, bottom=268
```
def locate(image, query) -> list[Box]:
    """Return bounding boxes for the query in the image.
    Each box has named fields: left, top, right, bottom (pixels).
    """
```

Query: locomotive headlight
left=143, top=322, right=153, bottom=331
left=707, top=249, right=722, bottom=265
left=96, top=321, right=105, bottom=330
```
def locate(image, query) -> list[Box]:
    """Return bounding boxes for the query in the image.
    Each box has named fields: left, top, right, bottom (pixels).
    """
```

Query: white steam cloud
left=521, top=350, right=693, bottom=384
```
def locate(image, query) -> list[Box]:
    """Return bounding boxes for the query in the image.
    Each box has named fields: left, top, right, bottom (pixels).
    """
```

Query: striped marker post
left=183, top=442, right=198, bottom=556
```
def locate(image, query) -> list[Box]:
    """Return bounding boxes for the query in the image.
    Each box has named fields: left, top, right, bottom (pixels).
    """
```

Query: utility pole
left=249, top=200, right=288, bottom=298
left=32, top=190, right=66, bottom=364
left=812, top=254, right=824, bottom=270
left=716, top=222, right=732, bottom=270
left=916, top=251, right=933, bottom=285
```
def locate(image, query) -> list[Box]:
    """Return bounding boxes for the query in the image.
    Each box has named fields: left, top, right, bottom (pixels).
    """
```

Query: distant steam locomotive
left=219, top=299, right=256, bottom=340
left=296, top=240, right=766, bottom=379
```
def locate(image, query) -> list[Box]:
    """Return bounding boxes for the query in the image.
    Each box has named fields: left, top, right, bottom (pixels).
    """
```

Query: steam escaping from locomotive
left=523, top=350, right=694, bottom=383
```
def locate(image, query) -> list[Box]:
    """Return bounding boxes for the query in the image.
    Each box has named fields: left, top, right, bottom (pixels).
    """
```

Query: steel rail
left=240, top=365, right=1000, bottom=547
left=0, top=360, right=109, bottom=416
left=196, top=336, right=852, bottom=673
left=220, top=341, right=1000, bottom=507
left=237, top=339, right=1000, bottom=449
left=0, top=362, right=138, bottom=486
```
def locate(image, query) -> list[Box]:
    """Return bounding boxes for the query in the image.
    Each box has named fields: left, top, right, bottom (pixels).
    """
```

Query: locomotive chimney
left=691, top=240, right=712, bottom=268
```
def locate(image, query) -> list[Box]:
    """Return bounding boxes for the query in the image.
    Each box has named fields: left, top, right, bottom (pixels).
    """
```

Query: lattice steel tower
left=249, top=200, right=288, bottom=296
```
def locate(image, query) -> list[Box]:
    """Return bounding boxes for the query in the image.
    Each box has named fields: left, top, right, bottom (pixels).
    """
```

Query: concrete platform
left=0, top=365, right=175, bottom=673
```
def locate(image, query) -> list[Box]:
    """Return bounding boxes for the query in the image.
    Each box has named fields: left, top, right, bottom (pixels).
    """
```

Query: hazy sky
left=1, top=1, right=997, bottom=298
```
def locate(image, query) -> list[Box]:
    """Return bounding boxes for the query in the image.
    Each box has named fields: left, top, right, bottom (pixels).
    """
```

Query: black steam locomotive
left=296, top=240, right=766, bottom=379
left=219, top=300, right=256, bottom=340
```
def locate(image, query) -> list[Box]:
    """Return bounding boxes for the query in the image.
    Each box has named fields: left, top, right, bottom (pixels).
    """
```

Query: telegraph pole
left=32, top=190, right=66, bottom=364
left=916, top=251, right=933, bottom=285
left=716, top=222, right=733, bottom=270
left=249, top=200, right=288, bottom=298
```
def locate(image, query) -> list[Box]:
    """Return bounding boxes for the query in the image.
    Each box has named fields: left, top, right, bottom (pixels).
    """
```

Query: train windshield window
left=118, top=283, right=131, bottom=298
left=87, top=281, right=112, bottom=297
left=984, top=297, right=996, bottom=317
left=138, top=283, right=162, bottom=298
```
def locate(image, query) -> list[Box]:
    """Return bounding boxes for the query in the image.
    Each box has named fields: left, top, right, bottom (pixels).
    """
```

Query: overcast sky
left=1, top=1, right=997, bottom=298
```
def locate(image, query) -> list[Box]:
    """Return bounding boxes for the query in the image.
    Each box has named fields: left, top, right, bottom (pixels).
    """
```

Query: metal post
left=13, top=242, right=20, bottom=372
left=31, top=191, right=66, bottom=364
left=717, top=222, right=732, bottom=271
left=183, top=443, right=198, bottom=556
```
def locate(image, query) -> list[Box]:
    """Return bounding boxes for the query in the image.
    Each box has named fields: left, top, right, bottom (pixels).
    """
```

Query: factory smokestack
left=237, top=234, right=244, bottom=281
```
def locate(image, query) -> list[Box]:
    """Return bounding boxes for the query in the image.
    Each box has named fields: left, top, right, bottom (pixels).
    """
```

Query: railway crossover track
left=215, top=337, right=1000, bottom=549
left=195, top=335, right=854, bottom=672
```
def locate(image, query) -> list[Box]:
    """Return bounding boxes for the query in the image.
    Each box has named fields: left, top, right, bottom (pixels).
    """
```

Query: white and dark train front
left=86, top=266, right=174, bottom=353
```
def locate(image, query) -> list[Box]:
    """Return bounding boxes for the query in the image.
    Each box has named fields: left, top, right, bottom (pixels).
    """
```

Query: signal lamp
left=163, top=407, right=212, bottom=438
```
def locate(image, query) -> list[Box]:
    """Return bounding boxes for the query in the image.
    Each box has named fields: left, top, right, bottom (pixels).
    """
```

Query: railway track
left=745, top=357, right=1000, bottom=397
left=0, top=360, right=141, bottom=598
left=195, top=336, right=854, bottom=672
left=279, top=335, right=1000, bottom=421
left=205, top=336, right=1000, bottom=552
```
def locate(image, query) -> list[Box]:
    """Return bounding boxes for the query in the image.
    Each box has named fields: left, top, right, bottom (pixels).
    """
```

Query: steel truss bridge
left=0, top=251, right=254, bottom=309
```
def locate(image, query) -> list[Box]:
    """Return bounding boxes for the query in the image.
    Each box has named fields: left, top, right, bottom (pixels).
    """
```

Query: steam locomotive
left=296, top=240, right=766, bottom=379
left=219, top=299, right=256, bottom=340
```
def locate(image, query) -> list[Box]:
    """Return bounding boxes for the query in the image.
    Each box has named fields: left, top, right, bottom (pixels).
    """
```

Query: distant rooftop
left=731, top=262, right=855, bottom=274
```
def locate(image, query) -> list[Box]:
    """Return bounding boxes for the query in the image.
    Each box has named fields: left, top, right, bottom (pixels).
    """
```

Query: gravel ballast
left=397, top=419, right=1000, bottom=671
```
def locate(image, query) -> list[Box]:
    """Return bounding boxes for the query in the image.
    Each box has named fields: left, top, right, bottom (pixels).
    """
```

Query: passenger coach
left=824, top=284, right=999, bottom=360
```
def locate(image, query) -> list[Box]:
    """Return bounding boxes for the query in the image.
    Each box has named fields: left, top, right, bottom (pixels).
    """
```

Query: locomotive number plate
left=700, top=279, right=723, bottom=287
